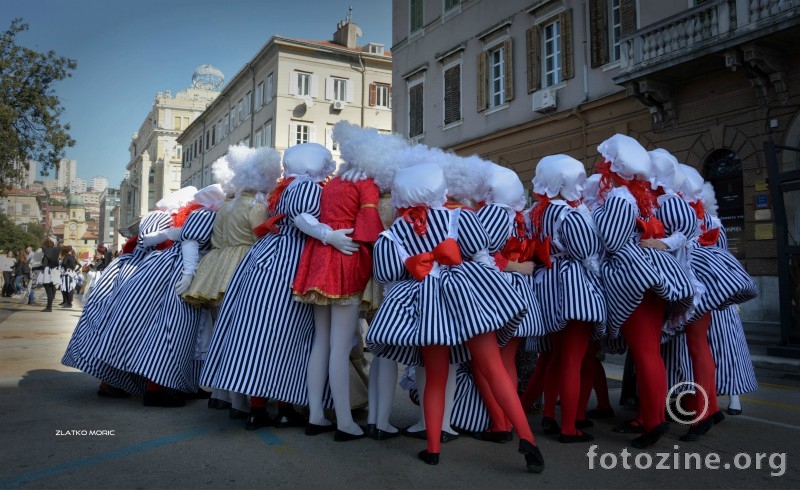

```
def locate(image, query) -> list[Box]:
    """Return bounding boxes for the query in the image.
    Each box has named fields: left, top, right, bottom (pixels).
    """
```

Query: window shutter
left=369, top=83, right=377, bottom=106
left=309, top=125, right=317, bottom=144
left=503, top=39, right=514, bottom=102
left=289, top=123, right=297, bottom=145
left=526, top=26, right=540, bottom=93
left=477, top=52, right=486, bottom=112
left=560, top=9, right=574, bottom=80
left=325, top=78, right=334, bottom=100
left=289, top=72, right=298, bottom=95
left=346, top=80, right=354, bottom=103
left=589, top=0, right=609, bottom=68
left=325, top=127, right=333, bottom=149
left=388, top=85, right=393, bottom=109
left=620, top=0, right=637, bottom=36
left=311, top=75, right=319, bottom=98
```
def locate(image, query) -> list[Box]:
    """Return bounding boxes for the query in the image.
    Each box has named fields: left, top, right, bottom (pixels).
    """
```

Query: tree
left=0, top=18, right=76, bottom=195
left=0, top=213, right=39, bottom=252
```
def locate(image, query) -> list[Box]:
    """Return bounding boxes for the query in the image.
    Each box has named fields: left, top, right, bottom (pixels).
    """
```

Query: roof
left=291, top=38, right=392, bottom=57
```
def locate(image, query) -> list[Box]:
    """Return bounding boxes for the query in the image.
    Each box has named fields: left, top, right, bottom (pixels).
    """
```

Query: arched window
left=704, top=149, right=744, bottom=259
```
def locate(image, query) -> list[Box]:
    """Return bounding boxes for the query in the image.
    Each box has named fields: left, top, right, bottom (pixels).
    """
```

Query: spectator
left=40, top=239, right=61, bottom=312
left=1, top=251, right=16, bottom=297
left=29, top=246, right=44, bottom=305
left=12, top=251, right=30, bottom=296
left=59, top=246, right=79, bottom=308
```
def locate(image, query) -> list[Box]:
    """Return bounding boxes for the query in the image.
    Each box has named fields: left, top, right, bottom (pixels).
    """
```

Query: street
left=0, top=295, right=798, bottom=489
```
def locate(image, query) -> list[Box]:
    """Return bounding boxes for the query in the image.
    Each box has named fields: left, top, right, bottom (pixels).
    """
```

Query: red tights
left=620, top=292, right=668, bottom=432
left=422, top=333, right=535, bottom=454
left=471, top=337, right=520, bottom=432
left=683, top=312, right=718, bottom=421
left=551, top=321, right=593, bottom=435
left=520, top=350, right=553, bottom=413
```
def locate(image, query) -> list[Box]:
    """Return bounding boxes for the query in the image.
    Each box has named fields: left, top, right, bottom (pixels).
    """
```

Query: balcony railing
left=618, top=0, right=799, bottom=74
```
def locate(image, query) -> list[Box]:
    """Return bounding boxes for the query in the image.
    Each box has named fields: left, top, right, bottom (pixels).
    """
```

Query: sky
left=3, top=0, right=393, bottom=188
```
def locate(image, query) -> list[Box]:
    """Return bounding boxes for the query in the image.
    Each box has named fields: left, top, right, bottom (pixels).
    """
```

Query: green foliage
left=0, top=18, right=76, bottom=195
left=0, top=212, right=40, bottom=252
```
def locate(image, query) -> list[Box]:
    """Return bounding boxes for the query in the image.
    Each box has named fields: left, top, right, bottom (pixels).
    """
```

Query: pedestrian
left=1, top=251, right=16, bottom=297
left=39, top=239, right=61, bottom=312
left=59, top=246, right=79, bottom=308
left=12, top=250, right=31, bottom=297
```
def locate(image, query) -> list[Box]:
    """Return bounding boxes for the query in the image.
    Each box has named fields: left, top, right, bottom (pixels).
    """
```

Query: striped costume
left=366, top=207, right=528, bottom=366
left=61, top=211, right=173, bottom=388
left=200, top=179, right=320, bottom=404
left=89, top=209, right=216, bottom=394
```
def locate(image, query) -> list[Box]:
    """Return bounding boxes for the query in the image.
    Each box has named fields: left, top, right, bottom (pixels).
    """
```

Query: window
left=292, top=72, right=311, bottom=97
left=328, top=77, right=348, bottom=102
left=444, top=0, right=460, bottom=12
left=609, top=0, right=621, bottom=61
left=174, top=116, right=182, bottom=131
left=408, top=79, right=424, bottom=138
left=410, top=0, right=424, bottom=33
left=256, top=81, right=264, bottom=108
left=325, top=126, right=339, bottom=151
left=266, top=73, right=274, bottom=102
left=211, top=126, right=216, bottom=146
left=206, top=130, right=211, bottom=151
left=291, top=123, right=313, bottom=145
left=244, top=91, right=252, bottom=118
left=527, top=11, right=574, bottom=93
left=590, top=0, right=624, bottom=67
left=369, top=83, right=391, bottom=108
left=263, top=121, right=273, bottom=148
left=237, top=98, right=244, bottom=124
left=443, top=63, right=461, bottom=125
left=478, top=39, right=513, bottom=111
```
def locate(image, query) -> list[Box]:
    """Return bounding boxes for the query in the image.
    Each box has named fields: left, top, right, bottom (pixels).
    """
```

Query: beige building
left=179, top=17, right=393, bottom=188
left=1, top=188, right=45, bottom=228
left=119, top=70, right=222, bottom=235
left=390, top=0, right=800, bottom=331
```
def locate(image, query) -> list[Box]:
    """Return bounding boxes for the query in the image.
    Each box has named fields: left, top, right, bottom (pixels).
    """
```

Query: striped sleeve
left=456, top=209, right=491, bottom=259
left=657, top=196, right=697, bottom=238
left=283, top=180, right=322, bottom=219
left=593, top=195, right=635, bottom=253
left=561, top=210, right=601, bottom=261
left=372, top=233, right=409, bottom=284
left=475, top=204, right=512, bottom=253
left=180, top=208, right=216, bottom=245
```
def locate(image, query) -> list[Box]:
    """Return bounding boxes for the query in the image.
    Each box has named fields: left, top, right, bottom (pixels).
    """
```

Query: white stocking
left=407, top=366, right=427, bottom=432
left=329, top=303, right=362, bottom=435
left=368, top=356, right=398, bottom=432
left=728, top=394, right=742, bottom=411
left=307, top=304, right=332, bottom=426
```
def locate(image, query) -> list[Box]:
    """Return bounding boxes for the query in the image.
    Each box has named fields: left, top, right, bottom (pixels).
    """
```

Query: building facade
left=57, top=159, right=77, bottom=193
left=390, top=0, right=800, bottom=328
left=118, top=72, right=221, bottom=236
left=91, top=176, right=108, bottom=193
left=179, top=18, right=393, bottom=188
left=99, top=188, right=121, bottom=249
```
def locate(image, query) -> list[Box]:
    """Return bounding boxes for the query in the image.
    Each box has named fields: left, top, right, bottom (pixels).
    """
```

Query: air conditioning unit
left=532, top=88, right=557, bottom=113
left=332, top=100, right=346, bottom=110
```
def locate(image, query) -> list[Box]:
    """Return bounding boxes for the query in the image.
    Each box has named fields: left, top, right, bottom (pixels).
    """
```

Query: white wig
left=332, top=121, right=409, bottom=192
left=700, top=182, right=719, bottom=218
left=212, top=155, right=236, bottom=195
left=228, top=144, right=282, bottom=195
left=439, top=152, right=494, bottom=204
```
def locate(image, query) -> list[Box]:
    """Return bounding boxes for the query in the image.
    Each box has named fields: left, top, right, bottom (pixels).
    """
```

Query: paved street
left=1, top=294, right=799, bottom=489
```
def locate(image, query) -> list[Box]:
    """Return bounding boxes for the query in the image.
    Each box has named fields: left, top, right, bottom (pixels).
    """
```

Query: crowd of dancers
left=62, top=124, right=758, bottom=473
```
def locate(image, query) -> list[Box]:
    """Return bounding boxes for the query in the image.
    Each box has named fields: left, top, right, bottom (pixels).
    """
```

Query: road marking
left=739, top=396, right=800, bottom=412
left=735, top=415, right=800, bottom=431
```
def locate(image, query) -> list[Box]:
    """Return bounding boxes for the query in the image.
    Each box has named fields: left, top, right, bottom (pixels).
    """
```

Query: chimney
left=333, top=6, right=360, bottom=49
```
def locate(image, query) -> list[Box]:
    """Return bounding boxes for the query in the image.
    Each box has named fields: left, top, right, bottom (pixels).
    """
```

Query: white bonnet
left=597, top=134, right=651, bottom=181
left=648, top=148, right=685, bottom=193
left=487, top=165, right=526, bottom=211
left=282, top=143, right=336, bottom=182
left=156, top=186, right=198, bottom=214
left=391, top=163, right=447, bottom=209
left=583, top=173, right=602, bottom=210
left=678, top=164, right=705, bottom=203
left=193, top=184, right=226, bottom=211
left=532, top=154, right=586, bottom=202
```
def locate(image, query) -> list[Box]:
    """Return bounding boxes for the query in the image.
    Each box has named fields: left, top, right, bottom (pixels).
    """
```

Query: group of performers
left=62, top=125, right=758, bottom=473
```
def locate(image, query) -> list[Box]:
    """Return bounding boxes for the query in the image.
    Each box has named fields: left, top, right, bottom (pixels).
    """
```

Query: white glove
left=181, top=240, right=200, bottom=275
left=471, top=249, right=500, bottom=271
left=294, top=213, right=358, bottom=255
left=165, top=226, right=183, bottom=241
left=175, top=273, right=194, bottom=295
left=659, top=231, right=687, bottom=252
left=341, top=168, right=367, bottom=182
left=141, top=229, right=170, bottom=247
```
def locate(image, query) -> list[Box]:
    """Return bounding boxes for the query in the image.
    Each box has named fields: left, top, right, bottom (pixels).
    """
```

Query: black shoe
left=473, top=430, right=513, bottom=443
left=58, top=302, right=65, bottom=306
left=612, top=419, right=644, bottom=434
left=143, top=390, right=186, bottom=407
left=679, top=417, right=713, bottom=442
left=245, top=409, right=274, bottom=430
left=41, top=308, right=52, bottom=312
left=541, top=417, right=560, bottom=435
left=180, top=388, right=212, bottom=400
left=208, top=398, right=232, bottom=410
left=60, top=304, right=71, bottom=309
left=712, top=410, right=726, bottom=424
left=558, top=431, right=595, bottom=443
left=440, top=431, right=459, bottom=443
left=402, top=427, right=428, bottom=440
left=97, top=385, right=131, bottom=398
left=631, top=422, right=669, bottom=449
left=418, top=450, right=439, bottom=465
left=229, top=408, right=248, bottom=419
left=366, top=424, right=401, bottom=440
left=305, top=422, right=336, bottom=436
left=586, top=407, right=615, bottom=419
left=275, top=409, right=307, bottom=428
left=519, top=439, right=545, bottom=473
left=575, top=419, right=594, bottom=429
left=726, top=407, right=742, bottom=416
left=334, top=428, right=366, bottom=442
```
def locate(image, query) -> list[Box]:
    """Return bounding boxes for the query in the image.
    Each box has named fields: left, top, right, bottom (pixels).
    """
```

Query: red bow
left=532, top=236, right=552, bottom=269
left=253, top=213, right=286, bottom=238
left=398, top=206, right=429, bottom=236
left=405, top=238, right=462, bottom=281
left=636, top=216, right=666, bottom=239
left=698, top=227, right=720, bottom=247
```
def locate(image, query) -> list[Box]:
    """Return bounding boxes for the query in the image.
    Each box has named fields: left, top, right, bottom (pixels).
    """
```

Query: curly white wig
left=212, top=155, right=236, bottom=195
left=332, top=121, right=409, bottom=192
left=226, top=144, right=283, bottom=195
left=700, top=182, right=719, bottom=218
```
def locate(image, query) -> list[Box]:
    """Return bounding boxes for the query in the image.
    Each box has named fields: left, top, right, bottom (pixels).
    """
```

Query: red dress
left=292, top=176, right=385, bottom=304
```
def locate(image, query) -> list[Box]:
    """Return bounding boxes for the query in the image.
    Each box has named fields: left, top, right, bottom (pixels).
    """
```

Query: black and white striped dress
left=199, top=179, right=320, bottom=404
left=90, top=209, right=216, bottom=393
left=451, top=363, right=491, bottom=433
left=365, top=207, right=528, bottom=367
left=655, top=195, right=757, bottom=326
left=61, top=210, right=173, bottom=390
left=592, top=187, right=693, bottom=337
left=528, top=201, right=606, bottom=339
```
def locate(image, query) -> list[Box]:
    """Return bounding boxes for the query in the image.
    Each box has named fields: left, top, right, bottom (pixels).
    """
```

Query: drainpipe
left=200, top=119, right=206, bottom=187
left=581, top=0, right=590, bottom=103
left=356, top=53, right=366, bottom=127
left=248, top=63, right=256, bottom=144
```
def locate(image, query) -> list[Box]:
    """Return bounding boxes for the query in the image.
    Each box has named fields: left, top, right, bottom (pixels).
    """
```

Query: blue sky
left=3, top=0, right=392, bottom=188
